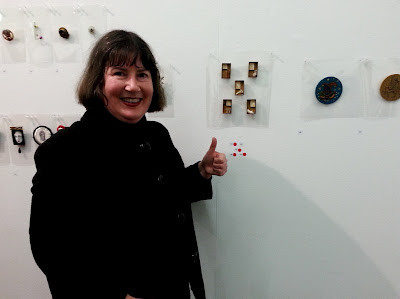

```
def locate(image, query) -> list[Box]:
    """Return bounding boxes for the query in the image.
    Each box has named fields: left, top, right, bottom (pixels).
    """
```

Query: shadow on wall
left=194, top=158, right=397, bottom=299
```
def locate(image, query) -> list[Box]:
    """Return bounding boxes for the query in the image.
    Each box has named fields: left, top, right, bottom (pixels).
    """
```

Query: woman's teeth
left=121, top=98, right=141, bottom=103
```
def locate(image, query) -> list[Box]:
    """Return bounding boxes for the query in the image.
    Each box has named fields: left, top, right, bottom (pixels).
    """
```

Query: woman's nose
left=125, top=77, right=140, bottom=91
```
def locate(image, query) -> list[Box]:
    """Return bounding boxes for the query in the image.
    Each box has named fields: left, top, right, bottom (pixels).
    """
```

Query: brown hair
left=77, top=30, right=165, bottom=112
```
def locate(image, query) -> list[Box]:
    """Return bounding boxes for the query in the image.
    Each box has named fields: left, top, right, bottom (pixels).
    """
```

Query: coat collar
left=81, top=107, right=148, bottom=131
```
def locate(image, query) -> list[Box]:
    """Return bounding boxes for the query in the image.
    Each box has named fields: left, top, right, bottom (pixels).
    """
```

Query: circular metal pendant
left=380, top=74, right=400, bottom=101
left=58, top=27, right=69, bottom=39
left=2, top=29, right=14, bottom=41
left=315, top=77, right=343, bottom=104
left=33, top=126, right=53, bottom=145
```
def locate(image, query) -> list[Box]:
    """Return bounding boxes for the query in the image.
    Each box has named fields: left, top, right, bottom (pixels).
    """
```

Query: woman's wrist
left=198, top=161, right=212, bottom=180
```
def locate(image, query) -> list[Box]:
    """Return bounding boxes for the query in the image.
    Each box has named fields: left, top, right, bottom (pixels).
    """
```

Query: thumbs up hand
left=198, top=137, right=227, bottom=179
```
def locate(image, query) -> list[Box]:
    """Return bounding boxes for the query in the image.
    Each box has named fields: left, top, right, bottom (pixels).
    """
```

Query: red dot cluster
left=232, top=142, right=246, bottom=157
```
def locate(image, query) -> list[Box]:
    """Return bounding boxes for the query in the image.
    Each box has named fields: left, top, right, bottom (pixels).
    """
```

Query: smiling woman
left=76, top=30, right=166, bottom=114
left=103, top=63, right=154, bottom=124
left=29, top=29, right=227, bottom=299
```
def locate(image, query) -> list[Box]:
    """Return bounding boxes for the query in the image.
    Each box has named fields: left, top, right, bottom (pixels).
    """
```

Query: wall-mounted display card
left=6, top=115, right=34, bottom=166
left=25, top=7, right=53, bottom=66
left=301, top=59, right=363, bottom=120
left=50, top=6, right=81, bottom=63
left=0, top=8, right=26, bottom=63
left=207, top=51, right=274, bottom=128
left=78, top=5, right=108, bottom=55
left=362, top=58, right=400, bottom=118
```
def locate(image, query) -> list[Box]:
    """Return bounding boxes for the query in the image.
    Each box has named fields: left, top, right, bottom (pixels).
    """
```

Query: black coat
left=29, top=107, right=212, bottom=299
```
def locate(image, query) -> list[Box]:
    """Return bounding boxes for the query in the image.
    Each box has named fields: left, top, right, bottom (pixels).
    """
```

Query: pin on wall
left=247, top=99, right=256, bottom=114
left=59, top=27, right=69, bottom=39
left=52, top=114, right=68, bottom=132
left=223, top=99, right=232, bottom=114
left=248, top=62, right=258, bottom=77
left=33, top=22, right=43, bottom=40
left=222, top=63, right=231, bottom=79
left=315, top=76, right=343, bottom=104
left=10, top=127, right=25, bottom=153
left=380, top=74, right=400, bottom=101
left=229, top=141, right=247, bottom=157
left=102, top=5, right=115, bottom=16
left=235, top=80, right=244, bottom=95
left=33, top=126, right=53, bottom=145
left=74, top=5, right=89, bottom=16
left=43, top=2, right=60, bottom=16
left=2, top=29, right=14, bottom=41
left=19, top=6, right=33, bottom=17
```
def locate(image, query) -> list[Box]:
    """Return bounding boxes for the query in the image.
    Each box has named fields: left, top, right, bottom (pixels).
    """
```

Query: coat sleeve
left=155, top=123, right=213, bottom=203
left=183, top=162, right=213, bottom=203
left=29, top=137, right=86, bottom=278
left=30, top=140, right=63, bottom=276
left=29, top=136, right=99, bottom=296
left=30, top=136, right=125, bottom=298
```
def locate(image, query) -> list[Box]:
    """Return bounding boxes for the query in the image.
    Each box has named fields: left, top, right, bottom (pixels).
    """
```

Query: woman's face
left=103, top=59, right=153, bottom=124
left=14, top=131, right=23, bottom=144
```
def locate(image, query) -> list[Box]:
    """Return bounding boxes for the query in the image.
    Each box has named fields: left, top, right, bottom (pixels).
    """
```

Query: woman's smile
left=121, top=97, right=142, bottom=104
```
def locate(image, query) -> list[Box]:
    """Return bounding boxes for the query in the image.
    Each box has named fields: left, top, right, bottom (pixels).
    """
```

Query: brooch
left=380, top=74, right=400, bottom=101
left=2, top=29, right=14, bottom=41
left=315, top=77, right=343, bottom=104
left=58, top=27, right=69, bottom=39
left=33, top=126, right=53, bottom=145
left=10, top=127, right=25, bottom=153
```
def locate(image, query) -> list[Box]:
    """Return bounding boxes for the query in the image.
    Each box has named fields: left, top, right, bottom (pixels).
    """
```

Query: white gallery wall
left=1, top=0, right=400, bottom=298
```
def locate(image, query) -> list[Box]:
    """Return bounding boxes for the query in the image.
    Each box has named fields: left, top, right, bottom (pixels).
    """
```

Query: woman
left=30, top=30, right=227, bottom=299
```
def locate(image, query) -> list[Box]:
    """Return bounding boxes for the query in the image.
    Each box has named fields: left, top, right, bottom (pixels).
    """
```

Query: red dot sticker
left=238, top=148, right=242, bottom=152
left=233, top=153, right=236, bottom=157
left=233, top=142, right=237, bottom=146
left=243, top=153, right=247, bottom=156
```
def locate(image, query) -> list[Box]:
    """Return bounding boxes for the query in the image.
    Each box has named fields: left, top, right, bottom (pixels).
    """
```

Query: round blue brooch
left=315, top=77, right=343, bottom=104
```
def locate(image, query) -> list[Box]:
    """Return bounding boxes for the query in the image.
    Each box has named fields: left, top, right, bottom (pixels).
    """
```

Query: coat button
left=191, top=251, right=199, bottom=263
left=139, top=141, right=152, bottom=152
left=177, top=212, right=186, bottom=224
left=157, top=174, right=166, bottom=184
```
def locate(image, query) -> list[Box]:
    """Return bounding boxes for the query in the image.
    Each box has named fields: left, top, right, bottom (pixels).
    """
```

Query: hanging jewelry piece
left=33, top=22, right=43, bottom=40
left=58, top=27, right=69, bottom=39
left=2, top=29, right=14, bottom=41
left=315, top=77, right=343, bottom=104
left=33, top=126, right=53, bottom=145
left=10, top=127, right=25, bottom=153
left=380, top=74, right=400, bottom=101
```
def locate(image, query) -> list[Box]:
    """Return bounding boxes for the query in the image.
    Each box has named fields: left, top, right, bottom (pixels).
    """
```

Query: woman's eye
left=138, top=72, right=149, bottom=78
left=114, top=71, right=124, bottom=76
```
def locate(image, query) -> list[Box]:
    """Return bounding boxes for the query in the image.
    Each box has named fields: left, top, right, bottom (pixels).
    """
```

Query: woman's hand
left=125, top=295, right=141, bottom=299
left=198, top=137, right=227, bottom=179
